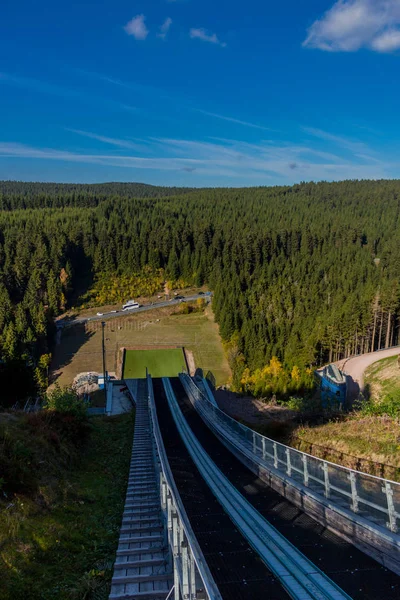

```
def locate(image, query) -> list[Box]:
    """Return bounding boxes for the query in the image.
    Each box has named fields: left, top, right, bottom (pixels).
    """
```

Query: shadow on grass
left=50, top=324, right=95, bottom=383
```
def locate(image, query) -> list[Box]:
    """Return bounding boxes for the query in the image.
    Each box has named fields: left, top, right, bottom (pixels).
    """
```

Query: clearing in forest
left=123, top=348, right=185, bottom=379
left=50, top=304, right=230, bottom=389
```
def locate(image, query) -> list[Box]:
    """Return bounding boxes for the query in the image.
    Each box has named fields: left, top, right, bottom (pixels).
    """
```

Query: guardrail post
left=382, top=482, right=398, bottom=532
left=302, top=454, right=309, bottom=487
left=252, top=432, right=257, bottom=455
left=167, top=492, right=173, bottom=529
left=174, top=568, right=180, bottom=600
left=161, top=474, right=167, bottom=510
left=261, top=437, right=266, bottom=461
left=348, top=472, right=359, bottom=513
left=273, top=442, right=278, bottom=469
left=321, top=462, right=330, bottom=498
left=166, top=492, right=173, bottom=550
left=181, top=541, right=190, bottom=599
left=285, top=448, right=292, bottom=477
left=172, top=510, right=179, bottom=554
left=190, top=552, right=196, bottom=599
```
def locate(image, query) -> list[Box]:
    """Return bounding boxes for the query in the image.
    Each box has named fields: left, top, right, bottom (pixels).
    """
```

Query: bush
left=0, top=408, right=90, bottom=496
left=357, top=389, right=400, bottom=419
left=44, top=385, right=87, bottom=420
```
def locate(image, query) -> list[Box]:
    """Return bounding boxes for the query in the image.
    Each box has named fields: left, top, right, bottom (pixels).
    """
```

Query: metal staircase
left=109, top=379, right=173, bottom=600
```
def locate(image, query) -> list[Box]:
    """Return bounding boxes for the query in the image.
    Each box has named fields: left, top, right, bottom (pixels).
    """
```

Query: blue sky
left=1, top=0, right=400, bottom=186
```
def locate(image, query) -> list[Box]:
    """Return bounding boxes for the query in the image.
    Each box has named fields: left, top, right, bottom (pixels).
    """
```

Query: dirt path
left=185, top=349, right=196, bottom=376
left=336, top=346, right=400, bottom=396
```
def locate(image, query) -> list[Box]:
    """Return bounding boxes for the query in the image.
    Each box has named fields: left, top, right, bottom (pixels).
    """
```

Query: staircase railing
left=147, top=373, right=222, bottom=600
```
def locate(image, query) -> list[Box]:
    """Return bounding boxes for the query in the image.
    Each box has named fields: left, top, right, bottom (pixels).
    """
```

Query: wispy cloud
left=0, top=72, right=137, bottom=112
left=302, top=126, right=373, bottom=155
left=124, top=14, right=149, bottom=40
left=66, top=129, right=145, bottom=151
left=190, top=28, right=226, bottom=47
left=303, top=0, right=400, bottom=53
left=0, top=128, right=392, bottom=183
left=0, top=72, right=81, bottom=99
left=195, top=109, right=272, bottom=131
left=158, top=17, right=172, bottom=40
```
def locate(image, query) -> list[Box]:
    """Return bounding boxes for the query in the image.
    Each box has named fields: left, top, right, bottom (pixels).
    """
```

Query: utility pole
left=101, top=321, right=107, bottom=406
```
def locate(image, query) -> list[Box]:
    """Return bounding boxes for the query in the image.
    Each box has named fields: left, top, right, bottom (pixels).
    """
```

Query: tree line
left=1, top=179, right=400, bottom=404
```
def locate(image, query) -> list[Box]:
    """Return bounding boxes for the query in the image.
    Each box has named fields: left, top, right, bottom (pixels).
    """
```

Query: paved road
left=56, top=293, right=212, bottom=329
left=336, top=346, right=400, bottom=396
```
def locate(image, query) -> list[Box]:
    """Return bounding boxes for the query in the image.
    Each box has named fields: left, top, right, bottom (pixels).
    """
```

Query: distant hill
left=0, top=180, right=196, bottom=210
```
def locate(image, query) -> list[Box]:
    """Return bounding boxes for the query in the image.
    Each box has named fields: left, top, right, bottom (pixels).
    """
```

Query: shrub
left=0, top=408, right=90, bottom=496
left=44, top=385, right=87, bottom=420
left=357, top=389, right=400, bottom=419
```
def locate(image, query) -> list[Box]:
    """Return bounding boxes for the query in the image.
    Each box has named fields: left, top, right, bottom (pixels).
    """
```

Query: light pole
left=101, top=321, right=107, bottom=406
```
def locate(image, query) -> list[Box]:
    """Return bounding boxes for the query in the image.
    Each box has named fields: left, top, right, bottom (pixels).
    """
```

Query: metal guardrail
left=164, top=378, right=351, bottom=600
left=147, top=373, right=222, bottom=600
left=180, top=373, right=400, bottom=534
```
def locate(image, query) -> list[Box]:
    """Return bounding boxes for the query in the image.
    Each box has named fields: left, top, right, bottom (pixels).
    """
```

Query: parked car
left=198, top=291, right=204, bottom=295
left=97, top=312, right=103, bottom=316
left=175, top=295, right=184, bottom=300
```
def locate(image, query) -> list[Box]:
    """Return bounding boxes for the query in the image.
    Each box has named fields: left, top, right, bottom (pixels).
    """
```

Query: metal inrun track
left=162, top=378, right=352, bottom=600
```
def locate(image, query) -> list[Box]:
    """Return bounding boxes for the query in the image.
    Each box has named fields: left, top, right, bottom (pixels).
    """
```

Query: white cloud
left=1, top=126, right=393, bottom=184
left=302, top=126, right=373, bottom=155
left=303, top=0, right=400, bottom=53
left=195, top=109, right=272, bottom=131
left=190, top=28, right=226, bottom=47
left=371, top=28, right=400, bottom=51
left=158, top=17, right=172, bottom=39
left=67, top=129, right=146, bottom=151
left=124, top=14, right=149, bottom=40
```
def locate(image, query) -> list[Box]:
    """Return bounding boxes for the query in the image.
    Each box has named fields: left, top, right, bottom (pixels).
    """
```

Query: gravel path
left=336, top=346, right=400, bottom=396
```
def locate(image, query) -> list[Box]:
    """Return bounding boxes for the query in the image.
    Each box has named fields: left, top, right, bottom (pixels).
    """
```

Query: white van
left=122, top=300, right=140, bottom=311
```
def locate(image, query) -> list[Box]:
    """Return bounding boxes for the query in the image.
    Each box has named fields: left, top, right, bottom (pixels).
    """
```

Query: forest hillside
left=1, top=179, right=399, bottom=404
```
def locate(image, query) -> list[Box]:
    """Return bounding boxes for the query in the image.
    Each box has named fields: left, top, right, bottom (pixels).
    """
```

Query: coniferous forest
left=1, top=179, right=400, bottom=404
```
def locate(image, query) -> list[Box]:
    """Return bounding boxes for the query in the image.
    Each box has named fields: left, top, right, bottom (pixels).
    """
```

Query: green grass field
left=123, top=348, right=185, bottom=378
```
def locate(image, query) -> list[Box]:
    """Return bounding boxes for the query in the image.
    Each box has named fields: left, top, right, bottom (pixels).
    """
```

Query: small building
left=315, top=364, right=347, bottom=408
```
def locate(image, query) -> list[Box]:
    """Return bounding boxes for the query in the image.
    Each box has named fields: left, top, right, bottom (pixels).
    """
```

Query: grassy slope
left=123, top=348, right=185, bottom=378
left=292, top=416, right=400, bottom=473
left=364, top=355, right=400, bottom=401
left=0, top=413, right=134, bottom=600
left=51, top=304, right=230, bottom=387
left=234, top=355, right=400, bottom=478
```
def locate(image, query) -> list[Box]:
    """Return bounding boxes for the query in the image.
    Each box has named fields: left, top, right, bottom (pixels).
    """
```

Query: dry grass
left=293, top=414, right=400, bottom=471
left=50, top=304, right=230, bottom=388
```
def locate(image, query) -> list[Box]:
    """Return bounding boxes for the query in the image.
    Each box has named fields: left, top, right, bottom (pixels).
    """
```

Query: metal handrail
left=180, top=373, right=400, bottom=534
left=147, top=373, right=222, bottom=600
left=163, top=378, right=351, bottom=600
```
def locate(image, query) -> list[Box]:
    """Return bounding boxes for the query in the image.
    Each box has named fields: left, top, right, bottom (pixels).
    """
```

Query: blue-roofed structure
left=315, top=364, right=347, bottom=408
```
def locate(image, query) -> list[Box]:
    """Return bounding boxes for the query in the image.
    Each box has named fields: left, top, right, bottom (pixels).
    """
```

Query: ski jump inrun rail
left=109, top=373, right=400, bottom=600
